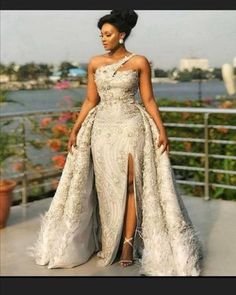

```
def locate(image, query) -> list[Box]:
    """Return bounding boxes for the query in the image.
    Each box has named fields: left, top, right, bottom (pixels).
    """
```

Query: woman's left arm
left=137, top=56, right=170, bottom=154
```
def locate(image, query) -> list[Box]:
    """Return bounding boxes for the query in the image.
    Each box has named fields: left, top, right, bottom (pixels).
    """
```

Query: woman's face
left=100, top=23, right=125, bottom=51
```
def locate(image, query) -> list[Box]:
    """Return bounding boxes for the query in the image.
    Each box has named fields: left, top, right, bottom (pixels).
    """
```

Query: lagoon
left=1, top=80, right=228, bottom=115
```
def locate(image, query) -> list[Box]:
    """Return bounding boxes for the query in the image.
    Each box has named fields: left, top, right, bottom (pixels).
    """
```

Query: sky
left=1, top=10, right=236, bottom=70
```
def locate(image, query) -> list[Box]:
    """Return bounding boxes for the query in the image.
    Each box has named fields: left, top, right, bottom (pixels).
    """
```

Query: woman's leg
left=119, top=153, right=137, bottom=266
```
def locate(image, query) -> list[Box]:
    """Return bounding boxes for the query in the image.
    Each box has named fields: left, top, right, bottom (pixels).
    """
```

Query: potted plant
left=0, top=90, right=25, bottom=228
left=0, top=121, right=20, bottom=229
left=0, top=93, right=78, bottom=228
left=0, top=179, right=17, bottom=229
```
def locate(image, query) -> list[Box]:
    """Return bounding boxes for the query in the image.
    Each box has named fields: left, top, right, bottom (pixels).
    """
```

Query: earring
left=119, top=39, right=124, bottom=44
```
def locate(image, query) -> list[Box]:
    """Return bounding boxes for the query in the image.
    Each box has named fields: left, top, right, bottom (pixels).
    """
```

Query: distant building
left=68, top=68, right=87, bottom=78
left=49, top=67, right=87, bottom=82
left=49, top=71, right=62, bottom=82
left=179, top=58, right=209, bottom=71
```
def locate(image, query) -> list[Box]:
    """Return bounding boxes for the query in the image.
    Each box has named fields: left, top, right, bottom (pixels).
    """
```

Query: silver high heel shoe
left=119, top=237, right=134, bottom=267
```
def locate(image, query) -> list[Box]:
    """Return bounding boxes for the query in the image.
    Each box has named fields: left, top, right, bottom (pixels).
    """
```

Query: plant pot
left=0, top=179, right=17, bottom=229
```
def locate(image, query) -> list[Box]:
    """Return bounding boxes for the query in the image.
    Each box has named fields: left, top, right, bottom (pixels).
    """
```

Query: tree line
left=0, top=62, right=227, bottom=82
left=0, top=62, right=83, bottom=81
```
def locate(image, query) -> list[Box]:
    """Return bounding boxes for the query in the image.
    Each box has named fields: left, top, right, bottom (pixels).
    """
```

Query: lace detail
left=28, top=52, right=203, bottom=275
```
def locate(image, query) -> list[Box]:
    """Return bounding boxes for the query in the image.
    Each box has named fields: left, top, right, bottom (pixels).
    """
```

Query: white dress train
left=28, top=53, right=203, bottom=276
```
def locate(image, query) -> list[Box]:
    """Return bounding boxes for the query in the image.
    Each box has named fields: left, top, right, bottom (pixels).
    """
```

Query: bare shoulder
left=88, top=54, right=107, bottom=72
left=133, top=54, right=151, bottom=69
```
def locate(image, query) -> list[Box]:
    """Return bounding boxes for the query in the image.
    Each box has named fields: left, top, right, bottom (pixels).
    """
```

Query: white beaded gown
left=28, top=53, right=203, bottom=276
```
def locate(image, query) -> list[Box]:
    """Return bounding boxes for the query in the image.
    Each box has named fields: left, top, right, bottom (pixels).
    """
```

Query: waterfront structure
left=49, top=71, right=62, bottom=82
left=179, top=58, right=209, bottom=71
left=68, top=68, right=87, bottom=79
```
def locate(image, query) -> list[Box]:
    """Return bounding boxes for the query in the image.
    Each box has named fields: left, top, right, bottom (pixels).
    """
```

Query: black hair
left=97, top=10, right=138, bottom=41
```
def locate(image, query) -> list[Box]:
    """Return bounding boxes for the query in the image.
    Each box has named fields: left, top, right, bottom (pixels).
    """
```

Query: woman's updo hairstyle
left=97, top=10, right=138, bottom=41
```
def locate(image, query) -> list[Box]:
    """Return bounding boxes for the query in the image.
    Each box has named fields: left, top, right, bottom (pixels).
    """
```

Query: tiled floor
left=1, top=196, right=236, bottom=276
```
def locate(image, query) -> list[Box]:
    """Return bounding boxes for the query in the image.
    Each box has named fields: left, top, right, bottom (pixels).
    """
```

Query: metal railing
left=1, top=105, right=236, bottom=205
left=162, top=107, right=236, bottom=200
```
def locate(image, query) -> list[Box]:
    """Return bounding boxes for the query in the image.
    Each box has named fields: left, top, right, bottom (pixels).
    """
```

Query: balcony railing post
left=204, top=113, right=210, bottom=201
left=1, top=107, right=235, bottom=203
left=21, top=117, right=28, bottom=206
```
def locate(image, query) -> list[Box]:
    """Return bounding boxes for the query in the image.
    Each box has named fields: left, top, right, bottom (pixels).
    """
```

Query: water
left=1, top=88, right=87, bottom=114
left=1, top=80, right=228, bottom=115
left=153, top=80, right=227, bottom=100
left=0, top=79, right=230, bottom=201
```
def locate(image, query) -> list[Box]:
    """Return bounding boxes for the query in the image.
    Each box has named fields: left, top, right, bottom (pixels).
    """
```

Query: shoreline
left=0, top=81, right=88, bottom=92
left=0, top=78, right=224, bottom=92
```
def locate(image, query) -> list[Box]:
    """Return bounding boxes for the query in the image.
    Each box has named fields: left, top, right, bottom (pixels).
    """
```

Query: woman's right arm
left=67, top=56, right=100, bottom=154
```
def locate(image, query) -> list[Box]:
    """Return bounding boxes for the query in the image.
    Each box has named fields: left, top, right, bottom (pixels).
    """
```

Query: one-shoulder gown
left=28, top=53, right=203, bottom=276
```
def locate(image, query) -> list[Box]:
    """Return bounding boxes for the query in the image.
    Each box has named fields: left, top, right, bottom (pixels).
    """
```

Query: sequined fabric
left=28, top=53, right=203, bottom=275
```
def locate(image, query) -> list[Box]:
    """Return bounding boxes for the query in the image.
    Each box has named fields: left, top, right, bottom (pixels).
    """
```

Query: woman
left=28, top=10, right=203, bottom=276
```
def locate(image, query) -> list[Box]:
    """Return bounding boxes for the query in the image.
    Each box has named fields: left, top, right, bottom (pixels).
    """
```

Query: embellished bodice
left=94, top=53, right=139, bottom=106
left=93, top=53, right=141, bottom=123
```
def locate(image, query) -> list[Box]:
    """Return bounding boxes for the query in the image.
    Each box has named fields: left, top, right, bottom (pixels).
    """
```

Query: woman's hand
left=67, top=130, right=78, bottom=155
left=157, top=128, right=170, bottom=155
